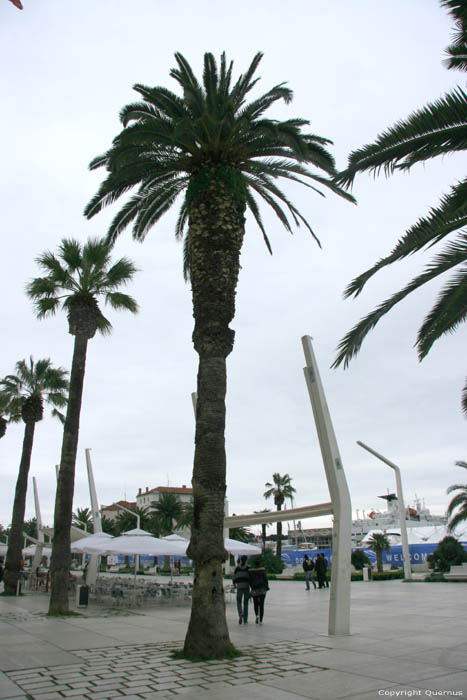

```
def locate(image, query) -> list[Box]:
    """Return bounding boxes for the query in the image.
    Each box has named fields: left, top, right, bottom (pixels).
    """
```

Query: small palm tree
left=151, top=493, right=186, bottom=571
left=72, top=507, right=94, bottom=534
left=447, top=460, right=467, bottom=531
left=115, top=506, right=153, bottom=535
left=254, top=508, right=272, bottom=551
left=228, top=526, right=255, bottom=543
left=333, top=0, right=467, bottom=415
left=264, top=473, right=296, bottom=558
left=1, top=357, right=68, bottom=594
left=27, top=237, right=138, bottom=614
left=152, top=493, right=184, bottom=535
left=367, top=533, right=391, bottom=573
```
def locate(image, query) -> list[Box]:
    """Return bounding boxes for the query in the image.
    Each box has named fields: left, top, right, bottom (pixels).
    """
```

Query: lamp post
left=356, top=441, right=412, bottom=580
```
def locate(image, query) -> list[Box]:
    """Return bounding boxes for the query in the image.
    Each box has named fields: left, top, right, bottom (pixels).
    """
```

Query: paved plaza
left=0, top=578, right=466, bottom=699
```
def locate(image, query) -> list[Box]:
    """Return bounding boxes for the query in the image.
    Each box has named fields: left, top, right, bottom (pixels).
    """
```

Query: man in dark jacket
left=314, top=553, right=327, bottom=589
left=233, top=554, right=250, bottom=624
left=302, top=554, right=316, bottom=590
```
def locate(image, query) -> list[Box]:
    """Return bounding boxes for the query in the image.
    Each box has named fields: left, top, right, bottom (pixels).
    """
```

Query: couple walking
left=233, top=555, right=269, bottom=625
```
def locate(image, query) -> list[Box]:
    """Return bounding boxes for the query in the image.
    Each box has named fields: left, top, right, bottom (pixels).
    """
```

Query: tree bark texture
left=183, top=172, right=245, bottom=659
left=4, top=421, right=36, bottom=595
left=276, top=504, right=283, bottom=559
left=48, top=334, right=88, bottom=614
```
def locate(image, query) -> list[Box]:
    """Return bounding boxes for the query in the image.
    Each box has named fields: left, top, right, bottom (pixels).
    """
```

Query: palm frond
left=333, top=235, right=467, bottom=368
left=337, top=87, right=467, bottom=186
left=416, top=264, right=467, bottom=359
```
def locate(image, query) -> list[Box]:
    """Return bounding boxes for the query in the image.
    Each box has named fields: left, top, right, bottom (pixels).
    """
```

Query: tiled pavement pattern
left=6, top=640, right=327, bottom=699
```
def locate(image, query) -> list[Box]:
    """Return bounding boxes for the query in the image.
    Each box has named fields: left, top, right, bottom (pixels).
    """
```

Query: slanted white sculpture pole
left=356, top=441, right=412, bottom=580
left=302, top=335, right=351, bottom=636
left=85, top=449, right=102, bottom=585
left=31, top=477, right=44, bottom=571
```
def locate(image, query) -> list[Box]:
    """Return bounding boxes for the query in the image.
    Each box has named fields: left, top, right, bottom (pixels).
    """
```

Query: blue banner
left=281, top=541, right=467, bottom=568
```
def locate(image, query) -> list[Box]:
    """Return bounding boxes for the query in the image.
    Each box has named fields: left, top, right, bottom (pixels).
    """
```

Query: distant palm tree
left=152, top=493, right=186, bottom=571
left=72, top=507, right=94, bottom=534
left=254, top=508, right=272, bottom=551
left=84, top=51, right=353, bottom=659
left=27, top=237, right=138, bottom=614
left=447, top=460, right=467, bottom=531
left=115, top=506, right=153, bottom=535
left=367, top=533, right=391, bottom=573
left=100, top=515, right=118, bottom=536
left=333, top=0, right=467, bottom=415
left=264, top=473, right=296, bottom=558
left=1, top=357, right=68, bottom=595
left=177, top=502, right=194, bottom=533
left=228, top=526, right=255, bottom=543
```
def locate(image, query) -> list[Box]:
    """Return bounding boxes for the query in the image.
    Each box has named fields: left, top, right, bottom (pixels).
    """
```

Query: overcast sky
left=1, top=0, right=465, bottom=538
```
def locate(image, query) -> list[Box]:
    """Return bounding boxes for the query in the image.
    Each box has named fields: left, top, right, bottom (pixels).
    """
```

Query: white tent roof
left=70, top=532, right=114, bottom=554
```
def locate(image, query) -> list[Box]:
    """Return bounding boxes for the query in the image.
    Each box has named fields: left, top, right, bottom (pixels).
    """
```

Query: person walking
left=248, top=556, right=269, bottom=624
left=315, top=553, right=327, bottom=589
left=233, top=554, right=250, bottom=624
left=303, top=554, right=316, bottom=590
left=322, top=554, right=330, bottom=587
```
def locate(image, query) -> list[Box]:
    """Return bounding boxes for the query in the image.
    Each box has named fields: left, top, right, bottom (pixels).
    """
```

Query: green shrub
left=427, top=536, right=467, bottom=572
left=372, top=570, right=404, bottom=580
left=247, top=549, right=285, bottom=574
left=351, top=549, right=371, bottom=570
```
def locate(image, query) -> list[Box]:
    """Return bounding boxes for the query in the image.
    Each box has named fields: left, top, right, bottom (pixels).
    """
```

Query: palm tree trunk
left=183, top=169, right=245, bottom=659
left=276, top=504, right=282, bottom=559
left=49, top=334, right=89, bottom=614
left=4, top=421, right=35, bottom=595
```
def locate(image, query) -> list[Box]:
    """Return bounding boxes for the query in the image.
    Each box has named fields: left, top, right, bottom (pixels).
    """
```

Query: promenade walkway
left=0, top=578, right=466, bottom=699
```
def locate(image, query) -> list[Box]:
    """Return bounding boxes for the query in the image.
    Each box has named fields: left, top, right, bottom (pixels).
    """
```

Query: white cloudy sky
left=0, top=0, right=465, bottom=537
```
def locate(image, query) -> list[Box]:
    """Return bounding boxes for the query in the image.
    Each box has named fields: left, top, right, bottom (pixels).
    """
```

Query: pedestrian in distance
left=314, top=553, right=327, bottom=589
left=303, top=554, right=316, bottom=590
left=322, top=553, right=330, bottom=587
left=248, top=556, right=269, bottom=624
left=233, top=554, right=250, bottom=624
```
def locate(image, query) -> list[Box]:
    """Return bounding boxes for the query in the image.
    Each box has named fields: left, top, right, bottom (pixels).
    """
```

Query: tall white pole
left=31, top=477, right=44, bottom=571
left=356, top=441, right=412, bottom=580
left=84, top=449, right=102, bottom=586
left=302, top=336, right=351, bottom=636
left=85, top=449, right=102, bottom=534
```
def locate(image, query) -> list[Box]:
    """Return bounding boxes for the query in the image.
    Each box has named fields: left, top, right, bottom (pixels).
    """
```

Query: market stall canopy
left=70, top=532, right=114, bottom=554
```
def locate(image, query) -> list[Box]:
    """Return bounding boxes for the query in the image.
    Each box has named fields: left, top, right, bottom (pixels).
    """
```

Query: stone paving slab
left=5, top=640, right=328, bottom=699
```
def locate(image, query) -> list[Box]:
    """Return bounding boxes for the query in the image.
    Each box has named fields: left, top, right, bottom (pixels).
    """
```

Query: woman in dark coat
left=248, top=557, right=269, bottom=624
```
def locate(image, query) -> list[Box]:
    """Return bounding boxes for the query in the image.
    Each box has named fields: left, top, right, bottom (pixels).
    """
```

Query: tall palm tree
left=1, top=357, right=68, bottom=595
left=84, top=51, right=352, bottom=659
left=447, top=460, right=467, bottom=531
left=264, top=472, right=296, bottom=558
left=27, top=237, right=138, bottom=614
left=367, top=533, right=391, bottom=573
left=333, top=0, right=467, bottom=415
